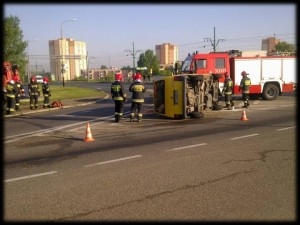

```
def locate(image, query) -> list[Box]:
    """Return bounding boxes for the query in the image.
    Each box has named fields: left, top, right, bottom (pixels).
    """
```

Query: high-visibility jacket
left=28, top=82, right=40, bottom=96
left=223, top=78, right=233, bottom=95
left=239, top=76, right=251, bottom=94
left=6, top=82, right=17, bottom=98
left=42, top=82, right=51, bottom=96
left=111, top=81, right=126, bottom=101
left=129, top=81, right=146, bottom=103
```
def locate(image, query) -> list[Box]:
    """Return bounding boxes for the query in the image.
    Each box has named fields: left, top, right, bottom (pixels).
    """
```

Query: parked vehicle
left=35, top=75, right=43, bottom=83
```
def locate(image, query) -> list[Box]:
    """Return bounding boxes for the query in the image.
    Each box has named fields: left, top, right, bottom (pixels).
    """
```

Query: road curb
left=3, top=94, right=110, bottom=118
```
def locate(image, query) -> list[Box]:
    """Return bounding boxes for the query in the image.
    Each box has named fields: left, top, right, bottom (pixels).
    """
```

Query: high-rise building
left=155, top=43, right=178, bottom=68
left=49, top=38, right=87, bottom=81
left=261, top=37, right=281, bottom=53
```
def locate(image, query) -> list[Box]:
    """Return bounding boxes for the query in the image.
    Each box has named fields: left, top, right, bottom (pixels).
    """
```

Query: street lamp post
left=26, top=39, right=38, bottom=83
left=60, top=19, right=77, bottom=87
left=86, top=52, right=95, bottom=82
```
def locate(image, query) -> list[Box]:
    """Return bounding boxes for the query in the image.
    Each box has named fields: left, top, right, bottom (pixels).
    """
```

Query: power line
left=124, top=42, right=142, bottom=72
left=204, top=26, right=225, bottom=52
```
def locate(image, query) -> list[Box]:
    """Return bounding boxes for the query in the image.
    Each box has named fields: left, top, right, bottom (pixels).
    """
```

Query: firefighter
left=42, top=77, right=51, bottom=108
left=28, top=75, right=40, bottom=110
left=239, top=71, right=251, bottom=108
left=129, top=72, right=146, bottom=122
left=12, top=75, right=25, bottom=111
left=5, top=79, right=17, bottom=115
left=222, top=72, right=234, bottom=110
left=111, top=72, right=127, bottom=122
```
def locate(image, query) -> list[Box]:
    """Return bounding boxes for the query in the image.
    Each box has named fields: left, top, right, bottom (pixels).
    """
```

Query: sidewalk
left=3, top=94, right=109, bottom=118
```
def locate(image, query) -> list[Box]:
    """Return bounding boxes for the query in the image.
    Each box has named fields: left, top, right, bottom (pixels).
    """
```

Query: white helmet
left=9, top=80, right=15, bottom=84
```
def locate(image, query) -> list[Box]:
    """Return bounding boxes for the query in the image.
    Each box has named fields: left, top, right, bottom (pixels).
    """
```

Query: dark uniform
left=129, top=73, right=146, bottom=122
left=239, top=71, right=251, bottom=108
left=5, top=80, right=17, bottom=115
left=111, top=73, right=127, bottom=122
left=222, top=72, right=234, bottom=110
left=28, top=76, right=40, bottom=110
left=42, top=77, right=51, bottom=108
left=13, top=78, right=25, bottom=111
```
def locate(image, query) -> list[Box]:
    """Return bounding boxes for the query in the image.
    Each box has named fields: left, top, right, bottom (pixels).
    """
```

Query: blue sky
left=4, top=3, right=296, bottom=70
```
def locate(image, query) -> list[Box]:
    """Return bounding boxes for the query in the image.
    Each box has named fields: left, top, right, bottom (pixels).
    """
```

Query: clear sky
left=4, top=3, right=296, bottom=71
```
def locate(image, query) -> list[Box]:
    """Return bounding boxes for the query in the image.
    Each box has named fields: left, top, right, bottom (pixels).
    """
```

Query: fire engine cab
left=179, top=51, right=296, bottom=100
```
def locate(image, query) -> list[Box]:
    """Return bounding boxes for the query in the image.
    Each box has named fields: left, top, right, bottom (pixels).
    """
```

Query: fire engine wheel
left=190, top=111, right=204, bottom=119
left=212, top=74, right=223, bottom=79
left=262, top=84, right=279, bottom=100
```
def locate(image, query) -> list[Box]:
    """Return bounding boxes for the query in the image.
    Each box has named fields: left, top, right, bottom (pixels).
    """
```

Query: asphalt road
left=3, top=83, right=296, bottom=222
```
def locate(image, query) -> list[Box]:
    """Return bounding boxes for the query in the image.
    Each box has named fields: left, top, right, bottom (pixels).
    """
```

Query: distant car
left=36, top=75, right=43, bottom=83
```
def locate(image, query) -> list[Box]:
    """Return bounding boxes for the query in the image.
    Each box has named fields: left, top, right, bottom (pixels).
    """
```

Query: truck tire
left=212, top=74, right=223, bottom=79
left=188, top=75, right=203, bottom=81
left=190, top=111, right=204, bottom=119
left=262, top=84, right=279, bottom=100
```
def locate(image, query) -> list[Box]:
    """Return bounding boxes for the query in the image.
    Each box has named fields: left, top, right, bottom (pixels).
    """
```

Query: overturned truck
left=153, top=73, right=223, bottom=119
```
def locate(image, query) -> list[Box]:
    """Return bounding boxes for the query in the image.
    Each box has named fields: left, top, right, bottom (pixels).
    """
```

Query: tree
left=273, top=41, right=296, bottom=56
left=137, top=49, right=159, bottom=75
left=121, top=66, right=132, bottom=70
left=4, top=16, right=27, bottom=81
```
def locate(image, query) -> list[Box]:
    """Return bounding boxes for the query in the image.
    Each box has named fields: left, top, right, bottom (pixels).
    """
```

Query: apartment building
left=261, top=37, right=281, bottom=53
left=155, top=43, right=178, bottom=68
left=49, top=38, right=87, bottom=81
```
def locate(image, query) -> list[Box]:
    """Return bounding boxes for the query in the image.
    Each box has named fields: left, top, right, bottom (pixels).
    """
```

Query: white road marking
left=230, top=134, right=259, bottom=140
left=84, top=155, right=142, bottom=168
left=277, top=126, right=296, bottom=131
left=5, top=171, right=57, bottom=183
left=167, top=143, right=207, bottom=151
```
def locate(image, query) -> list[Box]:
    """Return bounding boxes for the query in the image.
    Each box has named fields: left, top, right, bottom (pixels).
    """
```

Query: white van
left=36, top=75, right=43, bottom=83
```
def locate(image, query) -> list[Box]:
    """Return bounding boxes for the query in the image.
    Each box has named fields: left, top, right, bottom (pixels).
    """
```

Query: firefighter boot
left=242, top=103, right=248, bottom=108
left=15, top=105, right=20, bottom=111
left=115, top=115, right=119, bottom=123
left=231, top=102, right=235, bottom=110
left=226, top=104, right=231, bottom=110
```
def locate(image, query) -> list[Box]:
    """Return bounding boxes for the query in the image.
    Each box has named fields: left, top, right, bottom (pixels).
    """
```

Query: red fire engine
left=179, top=52, right=296, bottom=100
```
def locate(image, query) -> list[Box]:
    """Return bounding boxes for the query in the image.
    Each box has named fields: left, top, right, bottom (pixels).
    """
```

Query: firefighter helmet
left=9, top=79, right=15, bottom=84
left=12, top=75, right=20, bottom=82
left=224, top=72, right=230, bottom=78
left=134, top=73, right=142, bottom=82
left=30, top=76, right=36, bottom=83
left=241, top=71, right=248, bottom=76
left=115, top=73, right=122, bottom=81
left=43, top=77, right=49, bottom=83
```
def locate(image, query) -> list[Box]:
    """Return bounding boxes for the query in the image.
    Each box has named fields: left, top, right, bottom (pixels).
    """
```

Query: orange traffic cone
left=240, top=110, right=249, bottom=121
left=84, top=123, right=95, bottom=142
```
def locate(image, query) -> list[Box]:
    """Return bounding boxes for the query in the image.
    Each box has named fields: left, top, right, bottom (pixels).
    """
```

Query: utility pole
left=204, top=26, right=225, bottom=52
left=125, top=42, right=142, bottom=74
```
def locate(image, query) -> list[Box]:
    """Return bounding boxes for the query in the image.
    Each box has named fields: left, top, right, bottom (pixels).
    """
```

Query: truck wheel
left=188, top=75, right=203, bottom=81
left=190, top=111, right=204, bottom=118
left=212, top=104, right=223, bottom=110
left=262, top=84, right=279, bottom=100
left=212, top=74, right=223, bottom=79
